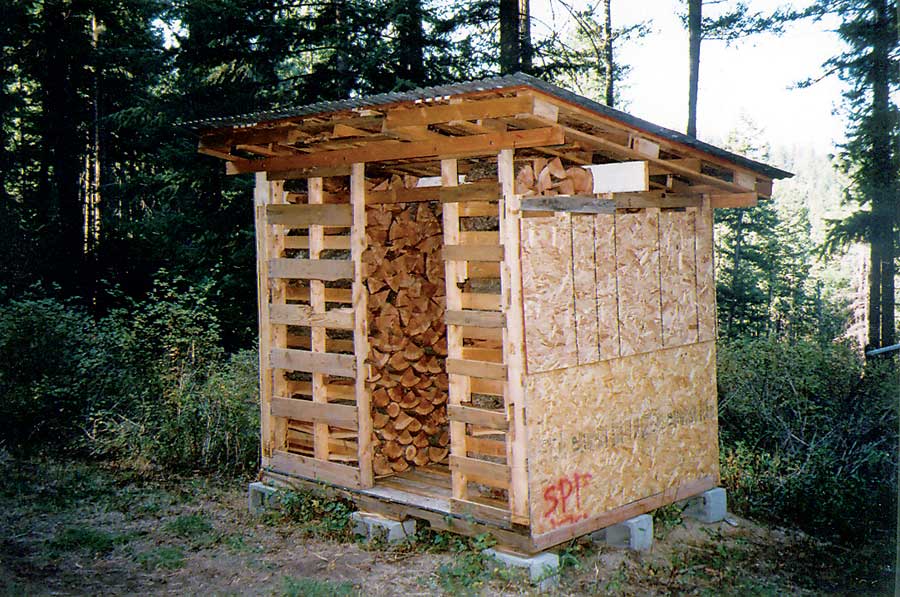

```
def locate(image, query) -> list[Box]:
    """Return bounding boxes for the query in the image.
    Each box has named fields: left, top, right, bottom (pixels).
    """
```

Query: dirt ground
left=0, top=454, right=892, bottom=596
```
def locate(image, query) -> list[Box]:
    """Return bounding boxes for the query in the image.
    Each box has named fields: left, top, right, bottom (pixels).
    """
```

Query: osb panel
left=695, top=201, right=716, bottom=341
left=593, top=214, right=620, bottom=360
left=660, top=209, right=699, bottom=347
left=521, top=213, right=577, bottom=372
left=524, top=341, right=719, bottom=536
left=571, top=215, right=600, bottom=364
left=615, top=209, right=662, bottom=357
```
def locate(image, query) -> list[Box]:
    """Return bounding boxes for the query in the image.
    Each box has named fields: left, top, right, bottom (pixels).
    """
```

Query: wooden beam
left=286, top=286, right=353, bottom=303
left=283, top=235, right=351, bottom=250
left=445, top=309, right=506, bottom=328
left=366, top=181, right=500, bottom=205
left=269, top=450, right=362, bottom=489
left=520, top=196, right=615, bottom=214
left=448, top=405, right=508, bottom=430
left=449, top=455, right=510, bottom=489
left=466, top=435, right=507, bottom=458
left=450, top=498, right=511, bottom=528
left=461, top=292, right=502, bottom=311
left=710, top=192, right=758, bottom=208
left=271, top=397, right=358, bottom=429
left=446, top=358, right=508, bottom=380
left=442, top=244, right=505, bottom=262
left=266, top=204, right=352, bottom=227
left=614, top=192, right=701, bottom=209
left=648, top=158, right=701, bottom=176
left=268, top=258, right=354, bottom=281
left=226, top=127, right=565, bottom=174
left=384, top=95, right=534, bottom=129
left=269, top=304, right=354, bottom=329
left=270, top=348, right=356, bottom=377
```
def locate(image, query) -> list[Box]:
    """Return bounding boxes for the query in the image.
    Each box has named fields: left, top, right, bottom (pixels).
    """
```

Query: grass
left=135, top=545, right=186, bottom=570
left=281, top=576, right=357, bottom=597
left=47, top=525, right=119, bottom=555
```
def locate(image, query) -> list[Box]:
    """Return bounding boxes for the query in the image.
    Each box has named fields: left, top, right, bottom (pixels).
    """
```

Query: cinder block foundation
left=682, top=487, right=727, bottom=523
left=591, top=513, right=653, bottom=551
left=350, top=511, right=417, bottom=544
left=248, top=481, right=278, bottom=514
left=483, top=548, right=559, bottom=591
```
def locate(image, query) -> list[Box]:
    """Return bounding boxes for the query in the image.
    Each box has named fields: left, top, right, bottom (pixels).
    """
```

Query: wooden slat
left=450, top=498, right=511, bottom=527
left=461, top=326, right=503, bottom=341
left=459, top=230, right=499, bottom=245
left=272, top=397, right=358, bottom=429
left=286, top=286, right=353, bottom=303
left=448, top=405, right=508, bottom=430
left=268, top=258, right=353, bottom=281
left=461, top=346, right=504, bottom=362
left=521, top=195, right=615, bottom=214
left=615, top=193, right=701, bottom=209
left=269, top=450, right=361, bottom=489
left=266, top=203, right=352, bottom=227
left=384, top=95, right=534, bottom=129
left=445, top=309, right=505, bottom=328
left=271, top=348, right=356, bottom=377
left=269, top=304, right=354, bottom=329
left=285, top=380, right=356, bottom=401
left=470, top=378, right=505, bottom=396
left=466, top=435, right=507, bottom=458
left=227, top=127, right=565, bottom=174
left=443, top=244, right=504, bottom=262
left=459, top=201, right=499, bottom=217
left=467, top=262, right=501, bottom=279
left=254, top=173, right=275, bottom=464
left=450, top=455, right=510, bottom=489
left=287, top=334, right=355, bottom=353
left=648, top=158, right=701, bottom=175
left=366, top=181, right=499, bottom=205
left=461, top=292, right=501, bottom=311
left=446, top=358, right=508, bottom=380
left=283, top=235, right=351, bottom=250
left=710, top=192, right=758, bottom=208
left=307, top=177, right=330, bottom=461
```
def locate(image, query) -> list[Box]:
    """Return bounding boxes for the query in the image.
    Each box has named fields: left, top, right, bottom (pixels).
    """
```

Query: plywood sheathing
left=364, top=178, right=450, bottom=477
left=525, top=341, right=720, bottom=537
left=520, top=206, right=713, bottom=373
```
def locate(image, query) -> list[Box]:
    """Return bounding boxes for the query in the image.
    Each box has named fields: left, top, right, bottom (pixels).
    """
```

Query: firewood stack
left=364, top=178, right=450, bottom=477
left=515, top=157, right=593, bottom=196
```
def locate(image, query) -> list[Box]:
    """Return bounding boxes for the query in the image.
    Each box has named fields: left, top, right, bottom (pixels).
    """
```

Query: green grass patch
left=281, top=576, right=357, bottom=597
left=47, top=525, right=119, bottom=555
left=136, top=545, right=186, bottom=570
left=165, top=513, right=213, bottom=538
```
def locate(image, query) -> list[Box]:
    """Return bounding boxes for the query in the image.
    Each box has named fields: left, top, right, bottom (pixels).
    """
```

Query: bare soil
left=0, top=455, right=891, bottom=596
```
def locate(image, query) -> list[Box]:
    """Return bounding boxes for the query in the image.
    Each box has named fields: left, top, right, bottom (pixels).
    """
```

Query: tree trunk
left=518, top=0, right=532, bottom=73
left=396, top=0, right=426, bottom=86
left=601, top=0, right=614, bottom=106
left=867, top=0, right=896, bottom=349
left=499, top=0, right=519, bottom=74
left=687, top=0, right=701, bottom=138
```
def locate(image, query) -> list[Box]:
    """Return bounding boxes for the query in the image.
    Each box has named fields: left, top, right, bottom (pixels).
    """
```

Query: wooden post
left=442, top=158, right=469, bottom=501
left=351, top=163, right=374, bottom=488
left=308, top=177, right=330, bottom=460
left=499, top=149, right=530, bottom=524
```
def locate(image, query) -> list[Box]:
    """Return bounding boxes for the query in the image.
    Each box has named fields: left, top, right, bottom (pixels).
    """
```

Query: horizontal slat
left=270, top=304, right=354, bottom=329
left=448, top=405, right=508, bottom=430
left=446, top=358, right=508, bottom=380
left=267, top=204, right=353, bottom=227
left=445, top=309, right=505, bottom=328
left=461, top=292, right=502, bottom=311
left=385, top=96, right=534, bottom=129
left=467, top=262, right=501, bottom=279
left=459, top=230, right=499, bottom=245
left=439, top=183, right=501, bottom=203
left=613, top=192, right=701, bottom=209
left=287, top=380, right=356, bottom=400
left=272, top=397, right=358, bottom=429
left=450, top=455, right=510, bottom=489
left=269, top=258, right=353, bottom=281
left=286, top=335, right=355, bottom=353
left=465, top=435, right=507, bottom=458
left=450, top=498, right=511, bottom=527
left=459, top=201, right=499, bottom=217
left=443, top=244, right=504, bottom=262
left=271, top=348, right=356, bottom=377
left=286, top=286, right=353, bottom=303
left=470, top=378, right=505, bottom=396
left=283, top=235, right=351, bottom=250
left=461, top=326, right=503, bottom=341
left=269, top=450, right=361, bottom=488
left=710, top=192, right=757, bottom=208
left=521, top=196, right=615, bottom=214
left=461, top=346, right=503, bottom=362
left=366, top=181, right=500, bottom=205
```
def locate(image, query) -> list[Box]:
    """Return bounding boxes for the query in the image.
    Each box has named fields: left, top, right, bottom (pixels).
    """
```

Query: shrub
left=717, top=337, right=898, bottom=539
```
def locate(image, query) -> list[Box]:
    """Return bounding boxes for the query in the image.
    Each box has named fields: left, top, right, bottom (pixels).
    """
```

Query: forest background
left=0, top=0, right=897, bottom=584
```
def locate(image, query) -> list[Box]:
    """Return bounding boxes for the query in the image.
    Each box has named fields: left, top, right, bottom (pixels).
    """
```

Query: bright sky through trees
left=533, top=0, right=847, bottom=152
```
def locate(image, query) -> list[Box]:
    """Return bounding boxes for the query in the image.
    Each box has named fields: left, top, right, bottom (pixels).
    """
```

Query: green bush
left=717, top=337, right=898, bottom=538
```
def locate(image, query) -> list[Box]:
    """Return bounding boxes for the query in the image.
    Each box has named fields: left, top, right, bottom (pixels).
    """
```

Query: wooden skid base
left=260, top=466, right=715, bottom=554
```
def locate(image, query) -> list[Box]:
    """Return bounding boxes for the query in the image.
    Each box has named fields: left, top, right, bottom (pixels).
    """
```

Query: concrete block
left=248, top=481, right=278, bottom=514
left=483, top=548, right=559, bottom=591
left=592, top=514, right=653, bottom=551
left=682, top=487, right=727, bottom=523
left=350, top=511, right=416, bottom=544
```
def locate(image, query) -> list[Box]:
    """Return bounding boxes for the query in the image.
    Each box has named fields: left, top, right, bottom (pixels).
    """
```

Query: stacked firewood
left=515, top=157, right=593, bottom=196
left=364, top=190, right=450, bottom=476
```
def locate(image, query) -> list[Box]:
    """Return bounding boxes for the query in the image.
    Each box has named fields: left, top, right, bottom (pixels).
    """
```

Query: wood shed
left=187, top=73, right=791, bottom=553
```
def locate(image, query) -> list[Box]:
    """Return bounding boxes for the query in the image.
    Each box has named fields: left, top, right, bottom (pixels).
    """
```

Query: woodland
left=0, top=0, right=898, bottom=592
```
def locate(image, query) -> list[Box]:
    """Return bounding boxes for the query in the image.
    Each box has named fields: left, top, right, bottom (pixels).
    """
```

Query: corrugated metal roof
left=182, top=72, right=791, bottom=180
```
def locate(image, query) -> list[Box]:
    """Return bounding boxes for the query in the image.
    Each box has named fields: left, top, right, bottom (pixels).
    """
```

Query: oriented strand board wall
left=521, top=207, right=713, bottom=373
left=524, top=341, right=719, bottom=536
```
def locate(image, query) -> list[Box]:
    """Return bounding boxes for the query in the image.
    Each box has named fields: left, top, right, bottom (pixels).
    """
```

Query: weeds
left=281, top=576, right=357, bottom=597
left=136, top=545, right=186, bottom=570
left=47, top=526, right=119, bottom=556
left=275, top=488, right=354, bottom=539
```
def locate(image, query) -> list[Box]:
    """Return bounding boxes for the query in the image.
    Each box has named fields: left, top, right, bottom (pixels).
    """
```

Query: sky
left=532, top=0, right=848, bottom=154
